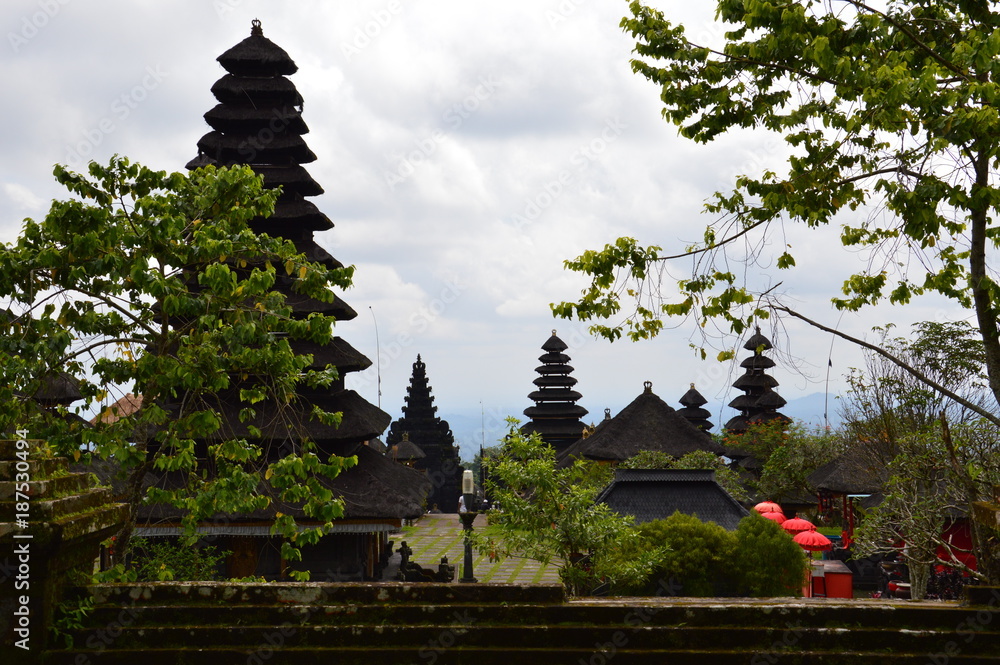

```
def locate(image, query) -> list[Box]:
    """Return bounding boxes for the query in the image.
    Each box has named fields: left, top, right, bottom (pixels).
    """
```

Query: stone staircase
left=41, top=582, right=1000, bottom=664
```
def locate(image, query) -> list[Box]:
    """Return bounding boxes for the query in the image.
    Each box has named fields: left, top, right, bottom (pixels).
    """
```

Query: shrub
left=636, top=512, right=733, bottom=596
left=731, top=513, right=808, bottom=597
left=128, top=537, right=230, bottom=581
left=609, top=512, right=807, bottom=597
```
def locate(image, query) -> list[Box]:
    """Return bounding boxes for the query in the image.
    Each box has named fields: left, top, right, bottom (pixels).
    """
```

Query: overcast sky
left=0, top=1, right=970, bottom=450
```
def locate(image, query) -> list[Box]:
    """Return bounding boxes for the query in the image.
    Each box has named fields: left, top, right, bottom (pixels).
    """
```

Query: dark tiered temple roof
left=386, top=355, right=463, bottom=512
left=596, top=469, right=749, bottom=530
left=521, top=331, right=588, bottom=450
left=187, top=19, right=337, bottom=243
left=79, top=443, right=430, bottom=524
left=174, top=22, right=421, bottom=528
left=182, top=20, right=391, bottom=455
left=724, top=327, right=790, bottom=433
left=558, top=382, right=723, bottom=466
left=677, top=383, right=713, bottom=432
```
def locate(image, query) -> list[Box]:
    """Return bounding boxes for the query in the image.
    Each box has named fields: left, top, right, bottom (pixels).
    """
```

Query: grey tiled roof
left=596, top=468, right=749, bottom=530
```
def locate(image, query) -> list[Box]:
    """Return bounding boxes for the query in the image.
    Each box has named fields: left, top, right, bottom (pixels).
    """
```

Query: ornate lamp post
left=459, top=469, right=478, bottom=583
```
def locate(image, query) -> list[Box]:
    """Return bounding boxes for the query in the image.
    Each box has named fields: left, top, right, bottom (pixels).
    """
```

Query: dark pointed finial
left=643, top=380, right=653, bottom=394
left=690, top=382, right=695, bottom=389
left=551, top=329, right=557, bottom=335
left=604, top=407, right=611, bottom=420
left=251, top=18, right=263, bottom=36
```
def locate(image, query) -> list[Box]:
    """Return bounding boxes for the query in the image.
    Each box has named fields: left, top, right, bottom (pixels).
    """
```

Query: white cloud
left=2, top=182, right=43, bottom=211
left=0, top=0, right=956, bottom=431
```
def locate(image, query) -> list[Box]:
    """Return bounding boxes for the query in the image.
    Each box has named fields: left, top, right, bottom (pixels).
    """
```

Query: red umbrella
left=781, top=517, right=816, bottom=534
left=754, top=501, right=783, bottom=515
left=760, top=511, right=786, bottom=524
left=794, top=529, right=832, bottom=552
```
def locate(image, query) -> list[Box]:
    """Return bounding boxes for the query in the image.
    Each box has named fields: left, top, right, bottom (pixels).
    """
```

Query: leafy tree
left=620, top=448, right=750, bottom=502
left=464, top=444, right=502, bottom=491
left=724, top=419, right=843, bottom=502
left=840, top=320, right=1000, bottom=587
left=841, top=320, right=990, bottom=467
left=0, top=158, right=355, bottom=578
left=472, top=420, right=659, bottom=595
left=847, top=418, right=1000, bottom=594
left=552, top=1, right=1000, bottom=428
left=127, top=537, right=231, bottom=582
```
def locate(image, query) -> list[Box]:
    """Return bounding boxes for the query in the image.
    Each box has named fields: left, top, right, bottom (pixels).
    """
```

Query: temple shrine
left=520, top=330, right=589, bottom=451
left=386, top=356, right=464, bottom=512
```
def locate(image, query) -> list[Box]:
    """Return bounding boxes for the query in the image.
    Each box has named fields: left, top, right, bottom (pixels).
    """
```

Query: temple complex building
left=386, top=356, right=464, bottom=512
left=724, top=327, right=790, bottom=433
left=677, top=383, right=713, bottom=432
left=119, top=20, right=428, bottom=581
left=558, top=381, right=724, bottom=467
left=521, top=330, right=589, bottom=452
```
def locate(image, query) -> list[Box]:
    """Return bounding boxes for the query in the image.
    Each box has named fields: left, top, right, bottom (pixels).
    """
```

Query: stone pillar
left=0, top=437, right=128, bottom=657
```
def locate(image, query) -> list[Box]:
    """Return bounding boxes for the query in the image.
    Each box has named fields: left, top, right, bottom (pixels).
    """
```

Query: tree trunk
left=968, top=155, right=1000, bottom=414
left=907, top=538, right=935, bottom=600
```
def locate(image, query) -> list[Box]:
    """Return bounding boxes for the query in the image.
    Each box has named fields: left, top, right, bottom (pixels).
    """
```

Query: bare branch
left=771, top=304, right=1000, bottom=427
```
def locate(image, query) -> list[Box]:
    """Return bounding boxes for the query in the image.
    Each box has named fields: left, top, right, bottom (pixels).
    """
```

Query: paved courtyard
left=383, top=512, right=562, bottom=584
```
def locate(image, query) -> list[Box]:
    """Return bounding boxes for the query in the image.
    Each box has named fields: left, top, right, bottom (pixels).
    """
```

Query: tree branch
left=840, top=0, right=971, bottom=81
left=771, top=304, right=1000, bottom=427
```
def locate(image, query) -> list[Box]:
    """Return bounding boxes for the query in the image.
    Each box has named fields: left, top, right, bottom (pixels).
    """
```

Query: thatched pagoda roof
left=203, top=104, right=308, bottom=135
left=390, top=434, right=427, bottom=461
left=558, top=382, right=723, bottom=465
left=33, top=372, right=82, bottom=405
left=209, top=74, right=304, bottom=106
left=807, top=446, right=885, bottom=495
left=677, top=384, right=713, bottom=431
left=293, top=336, right=373, bottom=373
left=76, top=443, right=429, bottom=523
left=217, top=19, right=297, bottom=76
left=520, top=331, right=588, bottom=450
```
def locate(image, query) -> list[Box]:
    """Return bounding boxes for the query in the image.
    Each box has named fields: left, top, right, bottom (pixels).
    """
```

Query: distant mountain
left=781, top=392, right=842, bottom=428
